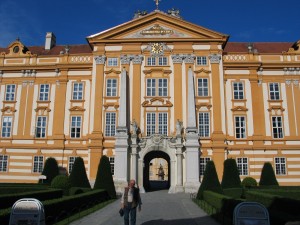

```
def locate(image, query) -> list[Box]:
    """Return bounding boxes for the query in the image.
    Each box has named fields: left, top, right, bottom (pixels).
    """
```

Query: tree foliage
left=69, top=157, right=91, bottom=188
left=94, top=156, right=116, bottom=198
left=197, top=160, right=223, bottom=199
left=40, top=157, right=59, bottom=184
left=259, top=162, right=279, bottom=186
left=242, top=177, right=258, bottom=188
left=51, top=175, right=71, bottom=195
left=221, top=158, right=241, bottom=189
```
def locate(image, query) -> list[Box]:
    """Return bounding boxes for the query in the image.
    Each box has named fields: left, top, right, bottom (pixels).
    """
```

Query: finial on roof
left=16, top=37, right=20, bottom=42
left=154, top=0, right=161, bottom=10
left=167, top=8, right=181, bottom=18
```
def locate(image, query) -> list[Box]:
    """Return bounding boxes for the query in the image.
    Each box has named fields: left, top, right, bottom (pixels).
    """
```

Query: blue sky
left=0, top=0, right=299, bottom=47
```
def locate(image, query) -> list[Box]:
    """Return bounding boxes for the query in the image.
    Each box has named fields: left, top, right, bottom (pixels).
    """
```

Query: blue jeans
left=124, top=203, right=137, bottom=225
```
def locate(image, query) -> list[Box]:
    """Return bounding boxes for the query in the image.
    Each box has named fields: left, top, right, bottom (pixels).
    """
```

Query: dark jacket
left=123, top=187, right=142, bottom=208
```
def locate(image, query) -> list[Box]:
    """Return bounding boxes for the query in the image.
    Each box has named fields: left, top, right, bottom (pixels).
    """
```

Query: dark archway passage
left=143, top=151, right=170, bottom=192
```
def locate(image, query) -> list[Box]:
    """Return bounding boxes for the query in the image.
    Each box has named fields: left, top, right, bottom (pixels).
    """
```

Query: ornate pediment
left=231, top=106, right=248, bottom=112
left=1, top=106, right=16, bottom=113
left=268, top=106, right=285, bottom=112
left=104, top=68, right=122, bottom=75
left=194, top=68, right=211, bottom=74
left=3, top=39, right=35, bottom=57
left=142, top=98, right=173, bottom=107
left=69, top=106, right=85, bottom=112
left=143, top=68, right=172, bottom=76
left=103, top=103, right=119, bottom=109
left=286, top=40, right=300, bottom=54
left=196, top=103, right=212, bottom=110
left=87, top=11, right=228, bottom=44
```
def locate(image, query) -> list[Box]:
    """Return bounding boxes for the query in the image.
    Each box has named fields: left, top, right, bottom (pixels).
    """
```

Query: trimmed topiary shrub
left=94, top=156, right=116, bottom=198
left=221, top=158, right=241, bottom=189
left=242, top=177, right=258, bottom=188
left=197, top=160, right=223, bottom=199
left=259, top=162, right=279, bottom=186
left=51, top=175, right=71, bottom=195
left=69, top=157, right=91, bottom=188
left=39, top=157, right=59, bottom=184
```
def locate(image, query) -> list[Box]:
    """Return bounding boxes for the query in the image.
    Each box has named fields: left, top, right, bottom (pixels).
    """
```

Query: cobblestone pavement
left=70, top=190, right=220, bottom=225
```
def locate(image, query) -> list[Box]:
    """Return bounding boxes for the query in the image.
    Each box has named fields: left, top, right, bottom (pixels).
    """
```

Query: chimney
left=45, top=32, right=56, bottom=50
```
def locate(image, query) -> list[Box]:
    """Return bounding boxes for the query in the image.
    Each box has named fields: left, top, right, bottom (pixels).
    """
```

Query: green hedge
left=223, top=188, right=244, bottom=199
left=260, top=190, right=300, bottom=200
left=0, top=189, right=63, bottom=210
left=0, top=189, right=109, bottom=225
left=69, top=187, right=91, bottom=195
left=0, top=187, right=47, bottom=195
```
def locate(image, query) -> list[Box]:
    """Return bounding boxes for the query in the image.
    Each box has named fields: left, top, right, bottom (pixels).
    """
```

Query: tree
left=51, top=175, right=71, bottom=195
left=242, top=177, right=257, bottom=188
left=69, top=157, right=91, bottom=188
left=221, top=158, right=241, bottom=189
left=259, top=162, right=279, bottom=186
left=94, top=156, right=116, bottom=198
left=39, top=157, right=59, bottom=184
left=197, top=160, right=223, bottom=199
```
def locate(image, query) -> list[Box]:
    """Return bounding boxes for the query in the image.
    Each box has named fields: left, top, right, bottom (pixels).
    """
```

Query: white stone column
left=184, top=67, right=200, bottom=193
left=138, top=159, right=145, bottom=193
left=131, top=142, right=138, bottom=181
left=114, top=68, right=129, bottom=194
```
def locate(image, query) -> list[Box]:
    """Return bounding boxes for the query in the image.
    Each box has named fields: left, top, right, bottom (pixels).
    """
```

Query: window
left=147, top=57, right=168, bottom=66
left=158, top=57, right=168, bottom=66
left=269, top=83, right=280, bottom=100
left=233, top=82, right=244, bottom=100
left=146, top=112, right=168, bottom=136
left=275, top=157, right=286, bottom=175
left=199, top=157, right=210, bottom=176
left=235, top=116, right=246, bottom=138
left=0, top=155, right=8, bottom=172
left=237, top=158, right=248, bottom=176
left=70, top=116, right=82, bottom=138
left=147, top=57, right=156, bottom=66
left=146, top=78, right=168, bottom=97
left=272, top=116, right=283, bottom=138
left=39, top=84, right=50, bottom=101
left=197, top=78, right=209, bottom=96
left=109, top=157, right=115, bottom=175
left=72, top=83, right=83, bottom=100
left=33, top=156, right=43, bottom=173
left=105, top=112, right=116, bottom=136
left=196, top=56, right=207, bottom=65
left=106, top=79, right=117, bottom=97
left=35, top=116, right=47, bottom=138
left=108, top=57, right=118, bottom=66
left=5, top=84, right=16, bottom=101
left=68, top=156, right=77, bottom=174
left=198, top=112, right=210, bottom=137
left=1, top=116, right=12, bottom=138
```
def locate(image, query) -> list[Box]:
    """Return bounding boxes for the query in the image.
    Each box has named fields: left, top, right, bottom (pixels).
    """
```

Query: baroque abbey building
left=0, top=9, right=300, bottom=193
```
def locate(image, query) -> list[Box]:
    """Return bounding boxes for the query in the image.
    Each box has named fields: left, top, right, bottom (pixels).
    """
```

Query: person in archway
left=121, top=179, right=142, bottom=225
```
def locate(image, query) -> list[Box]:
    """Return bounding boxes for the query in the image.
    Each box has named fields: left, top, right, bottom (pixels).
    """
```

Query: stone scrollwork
left=183, top=54, right=195, bottom=64
left=209, top=54, right=222, bottom=64
left=132, top=55, right=144, bottom=64
left=94, top=55, right=106, bottom=64
left=171, top=54, right=185, bottom=64
left=120, top=55, right=132, bottom=65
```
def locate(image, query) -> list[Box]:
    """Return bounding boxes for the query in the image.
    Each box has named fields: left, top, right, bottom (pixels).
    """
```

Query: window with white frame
left=35, top=116, right=47, bottom=138
left=0, top=155, right=8, bottom=172
left=106, top=79, right=117, bottom=97
left=146, top=112, right=168, bottom=136
left=72, top=82, right=84, bottom=100
left=146, top=78, right=168, bottom=97
left=109, top=157, right=115, bottom=175
left=105, top=112, right=116, bottom=136
left=269, top=83, right=280, bottom=100
left=70, top=116, right=82, bottom=138
left=158, top=57, right=168, bottom=66
left=233, top=82, right=244, bottom=100
left=1, top=116, right=12, bottom=138
left=235, top=116, right=246, bottom=138
left=275, top=157, right=286, bottom=175
left=68, top=156, right=77, bottom=174
left=272, top=116, right=283, bottom=138
left=33, top=156, right=44, bottom=173
left=199, top=157, right=210, bottom=176
left=147, top=57, right=156, bottom=66
left=107, top=57, right=118, bottom=66
left=197, top=78, right=209, bottom=96
left=196, top=56, right=207, bottom=65
left=5, top=84, right=16, bottom=101
left=39, top=84, right=50, bottom=101
left=237, top=158, right=248, bottom=176
left=198, top=112, right=210, bottom=137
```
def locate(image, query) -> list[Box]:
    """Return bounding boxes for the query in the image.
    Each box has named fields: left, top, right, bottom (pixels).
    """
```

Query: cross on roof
left=154, top=0, right=161, bottom=10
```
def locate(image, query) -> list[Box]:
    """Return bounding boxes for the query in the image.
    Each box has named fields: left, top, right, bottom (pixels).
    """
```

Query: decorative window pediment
left=69, top=106, right=85, bottom=112
left=231, top=106, right=248, bottom=112
left=194, top=68, right=211, bottom=75
left=103, top=103, right=119, bottom=109
left=1, top=106, right=17, bottom=113
left=142, top=97, right=173, bottom=107
left=268, top=106, right=285, bottom=112
left=196, top=103, right=212, bottom=110
left=3, top=39, right=35, bottom=57
left=104, top=68, right=121, bottom=75
left=143, top=68, right=172, bottom=76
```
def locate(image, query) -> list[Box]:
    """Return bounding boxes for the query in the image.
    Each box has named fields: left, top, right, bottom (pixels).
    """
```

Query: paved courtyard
left=70, top=190, right=220, bottom=225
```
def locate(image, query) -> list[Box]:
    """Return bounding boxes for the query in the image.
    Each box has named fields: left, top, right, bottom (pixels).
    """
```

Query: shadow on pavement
left=140, top=216, right=219, bottom=225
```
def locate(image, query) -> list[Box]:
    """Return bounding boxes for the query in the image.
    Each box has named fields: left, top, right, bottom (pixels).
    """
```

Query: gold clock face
left=151, top=43, right=163, bottom=54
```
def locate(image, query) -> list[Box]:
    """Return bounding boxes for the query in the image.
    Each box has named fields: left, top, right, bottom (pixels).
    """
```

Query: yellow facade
left=0, top=10, right=300, bottom=188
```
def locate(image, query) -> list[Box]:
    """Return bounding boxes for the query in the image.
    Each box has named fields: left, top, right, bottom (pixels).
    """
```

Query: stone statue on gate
left=157, top=164, right=165, bottom=180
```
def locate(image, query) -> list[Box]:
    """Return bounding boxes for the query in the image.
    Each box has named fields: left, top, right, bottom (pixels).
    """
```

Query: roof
left=224, top=42, right=293, bottom=53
